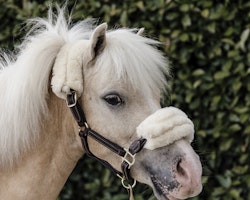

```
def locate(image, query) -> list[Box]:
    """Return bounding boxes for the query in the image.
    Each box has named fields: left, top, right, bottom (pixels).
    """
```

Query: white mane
left=0, top=7, right=169, bottom=168
left=0, top=8, right=94, bottom=168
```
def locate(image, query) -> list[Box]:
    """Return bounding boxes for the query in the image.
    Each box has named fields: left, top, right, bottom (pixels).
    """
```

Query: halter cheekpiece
left=66, top=90, right=147, bottom=194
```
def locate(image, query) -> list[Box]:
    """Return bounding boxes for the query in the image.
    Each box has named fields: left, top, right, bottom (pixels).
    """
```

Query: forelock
left=95, top=28, right=170, bottom=98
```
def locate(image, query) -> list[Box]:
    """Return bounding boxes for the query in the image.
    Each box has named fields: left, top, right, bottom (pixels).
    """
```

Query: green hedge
left=1, top=0, right=249, bottom=199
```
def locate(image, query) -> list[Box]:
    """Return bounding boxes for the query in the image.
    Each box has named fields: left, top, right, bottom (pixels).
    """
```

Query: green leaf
left=166, top=12, right=179, bottom=20
left=227, top=49, right=239, bottom=57
left=229, top=189, right=243, bottom=200
left=201, top=9, right=209, bottom=18
left=232, top=165, right=249, bottom=174
left=220, top=139, right=233, bottom=151
left=181, top=14, right=191, bottom=27
left=212, top=95, right=221, bottom=106
left=234, top=106, right=249, bottom=114
left=216, top=175, right=232, bottom=188
left=179, top=33, right=189, bottom=41
left=229, top=124, right=241, bottom=132
left=171, top=29, right=181, bottom=38
left=237, top=28, right=250, bottom=51
left=222, top=60, right=232, bottom=71
left=193, top=80, right=202, bottom=88
left=192, top=69, right=205, bottom=76
left=179, top=4, right=189, bottom=12
left=222, top=38, right=235, bottom=46
left=232, top=81, right=242, bottom=91
left=214, top=71, right=230, bottom=80
left=224, top=27, right=234, bottom=36
left=212, top=186, right=225, bottom=196
left=206, top=22, right=216, bottom=33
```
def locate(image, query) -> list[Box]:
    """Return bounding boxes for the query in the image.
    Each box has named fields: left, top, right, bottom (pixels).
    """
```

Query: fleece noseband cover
left=136, top=107, right=194, bottom=150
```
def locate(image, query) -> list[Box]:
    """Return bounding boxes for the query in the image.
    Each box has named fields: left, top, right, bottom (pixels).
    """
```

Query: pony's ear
left=89, top=23, right=107, bottom=60
left=137, top=28, right=145, bottom=35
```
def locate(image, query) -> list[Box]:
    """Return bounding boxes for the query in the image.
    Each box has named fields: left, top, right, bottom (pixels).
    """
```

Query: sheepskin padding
left=51, top=40, right=89, bottom=99
left=136, top=107, right=194, bottom=150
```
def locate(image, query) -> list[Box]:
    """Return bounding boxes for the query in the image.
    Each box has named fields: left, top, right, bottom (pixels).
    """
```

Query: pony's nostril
left=176, top=158, right=187, bottom=177
left=173, top=152, right=202, bottom=198
left=177, top=159, right=183, bottom=175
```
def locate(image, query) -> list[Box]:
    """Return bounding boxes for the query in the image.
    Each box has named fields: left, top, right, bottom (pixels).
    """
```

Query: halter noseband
left=66, top=90, right=147, bottom=191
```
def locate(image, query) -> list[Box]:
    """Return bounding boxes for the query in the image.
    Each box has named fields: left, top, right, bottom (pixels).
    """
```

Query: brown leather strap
left=67, top=90, right=87, bottom=127
left=85, top=128, right=126, bottom=156
left=79, top=129, right=123, bottom=177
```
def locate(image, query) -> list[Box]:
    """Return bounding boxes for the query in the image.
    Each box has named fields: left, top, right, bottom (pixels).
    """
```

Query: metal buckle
left=122, top=148, right=136, bottom=169
left=66, top=91, right=77, bottom=108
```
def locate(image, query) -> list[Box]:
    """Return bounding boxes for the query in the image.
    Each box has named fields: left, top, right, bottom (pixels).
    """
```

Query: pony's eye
left=104, top=94, right=124, bottom=106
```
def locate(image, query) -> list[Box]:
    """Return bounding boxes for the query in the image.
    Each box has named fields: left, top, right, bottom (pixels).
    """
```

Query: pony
left=0, top=7, right=202, bottom=200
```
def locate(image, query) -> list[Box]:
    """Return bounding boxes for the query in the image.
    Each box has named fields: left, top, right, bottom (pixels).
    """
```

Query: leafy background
left=0, top=0, right=249, bottom=199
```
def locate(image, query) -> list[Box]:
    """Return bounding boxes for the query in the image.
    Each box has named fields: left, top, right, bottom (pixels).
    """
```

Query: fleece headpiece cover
left=51, top=23, right=108, bottom=99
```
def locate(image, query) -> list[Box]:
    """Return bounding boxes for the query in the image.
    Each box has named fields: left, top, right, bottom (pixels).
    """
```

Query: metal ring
left=121, top=177, right=136, bottom=189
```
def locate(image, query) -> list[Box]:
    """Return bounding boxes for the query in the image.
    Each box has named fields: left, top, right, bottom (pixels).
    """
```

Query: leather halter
left=66, top=90, right=147, bottom=189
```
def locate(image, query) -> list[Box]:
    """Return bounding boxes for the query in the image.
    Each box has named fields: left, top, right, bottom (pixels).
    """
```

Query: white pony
left=0, top=7, right=202, bottom=200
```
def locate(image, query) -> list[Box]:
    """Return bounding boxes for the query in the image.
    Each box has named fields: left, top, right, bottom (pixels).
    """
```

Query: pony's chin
left=151, top=175, right=202, bottom=200
left=151, top=176, right=181, bottom=200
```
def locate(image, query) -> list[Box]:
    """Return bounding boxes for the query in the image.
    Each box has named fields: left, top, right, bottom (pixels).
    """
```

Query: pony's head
left=0, top=7, right=202, bottom=199
left=51, top=19, right=202, bottom=199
